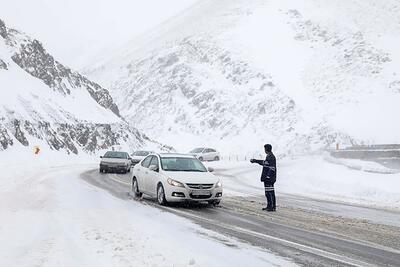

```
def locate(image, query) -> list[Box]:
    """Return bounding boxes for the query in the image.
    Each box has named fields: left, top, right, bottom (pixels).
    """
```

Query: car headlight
left=167, top=178, right=184, bottom=187
left=215, top=181, right=222, bottom=188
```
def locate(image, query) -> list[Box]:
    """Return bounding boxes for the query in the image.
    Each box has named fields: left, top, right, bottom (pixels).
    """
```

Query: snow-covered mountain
left=0, top=18, right=160, bottom=154
left=87, top=0, right=400, bottom=155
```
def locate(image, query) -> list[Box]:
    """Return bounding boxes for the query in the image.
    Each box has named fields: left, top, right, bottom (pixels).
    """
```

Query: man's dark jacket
left=253, top=153, right=277, bottom=184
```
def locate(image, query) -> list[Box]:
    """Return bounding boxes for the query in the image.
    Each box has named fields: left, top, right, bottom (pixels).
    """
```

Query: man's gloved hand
left=250, top=159, right=255, bottom=163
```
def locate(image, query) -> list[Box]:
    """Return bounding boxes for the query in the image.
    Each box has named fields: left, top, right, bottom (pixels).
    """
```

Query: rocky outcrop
left=0, top=18, right=166, bottom=154
left=0, top=19, right=7, bottom=39
left=0, top=59, right=7, bottom=70
left=0, top=118, right=151, bottom=154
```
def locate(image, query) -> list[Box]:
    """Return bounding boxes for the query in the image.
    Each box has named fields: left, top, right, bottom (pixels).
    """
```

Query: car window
left=204, top=148, right=212, bottom=153
left=134, top=151, right=150, bottom=156
left=209, top=149, right=216, bottom=152
left=141, top=156, right=152, bottom=168
left=190, top=148, right=204, bottom=153
left=160, top=157, right=207, bottom=172
left=149, top=156, right=159, bottom=169
left=104, top=151, right=127, bottom=159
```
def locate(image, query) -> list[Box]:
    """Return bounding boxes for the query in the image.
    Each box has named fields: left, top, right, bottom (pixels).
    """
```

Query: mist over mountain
left=87, top=0, right=400, bottom=155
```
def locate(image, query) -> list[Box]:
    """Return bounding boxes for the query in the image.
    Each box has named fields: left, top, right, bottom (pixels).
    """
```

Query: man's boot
left=263, top=191, right=273, bottom=211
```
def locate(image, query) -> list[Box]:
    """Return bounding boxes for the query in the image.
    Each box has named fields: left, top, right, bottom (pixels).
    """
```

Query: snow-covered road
left=2, top=158, right=400, bottom=267
left=80, top=167, right=400, bottom=267
left=0, top=162, right=293, bottom=267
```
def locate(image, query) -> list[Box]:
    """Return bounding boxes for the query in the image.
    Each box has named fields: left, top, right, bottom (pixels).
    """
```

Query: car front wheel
left=157, top=184, right=167, bottom=206
left=132, top=178, right=143, bottom=198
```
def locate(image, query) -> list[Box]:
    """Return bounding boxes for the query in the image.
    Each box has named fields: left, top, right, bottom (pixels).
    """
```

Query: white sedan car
left=131, top=153, right=223, bottom=205
left=130, top=150, right=154, bottom=166
left=189, top=147, right=221, bottom=161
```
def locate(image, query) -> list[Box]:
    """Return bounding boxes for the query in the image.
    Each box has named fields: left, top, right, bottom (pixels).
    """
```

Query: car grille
left=105, top=162, right=119, bottom=166
left=189, top=194, right=212, bottom=199
left=186, top=183, right=214, bottom=189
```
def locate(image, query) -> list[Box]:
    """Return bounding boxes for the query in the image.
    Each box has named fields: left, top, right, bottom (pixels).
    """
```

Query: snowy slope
left=87, top=0, right=400, bottom=155
left=0, top=19, right=158, bottom=154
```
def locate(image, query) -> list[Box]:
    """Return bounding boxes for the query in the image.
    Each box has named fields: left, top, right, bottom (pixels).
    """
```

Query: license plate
left=191, top=190, right=211, bottom=196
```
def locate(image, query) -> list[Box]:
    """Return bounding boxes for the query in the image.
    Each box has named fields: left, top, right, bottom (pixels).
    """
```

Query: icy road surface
left=81, top=167, right=400, bottom=267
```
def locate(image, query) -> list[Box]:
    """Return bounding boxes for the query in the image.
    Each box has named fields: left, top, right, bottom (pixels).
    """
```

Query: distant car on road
left=131, top=153, right=223, bottom=206
left=189, top=147, right=220, bottom=161
left=130, top=150, right=154, bottom=166
left=100, top=151, right=131, bottom=174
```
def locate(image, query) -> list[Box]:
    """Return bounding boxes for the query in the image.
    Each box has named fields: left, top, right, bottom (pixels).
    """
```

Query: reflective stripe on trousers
left=265, top=186, right=274, bottom=192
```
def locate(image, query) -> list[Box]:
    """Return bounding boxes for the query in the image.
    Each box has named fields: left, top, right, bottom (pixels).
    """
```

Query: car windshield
left=133, top=151, right=150, bottom=156
left=104, top=151, right=126, bottom=159
left=190, top=148, right=204, bottom=153
left=161, top=157, right=207, bottom=172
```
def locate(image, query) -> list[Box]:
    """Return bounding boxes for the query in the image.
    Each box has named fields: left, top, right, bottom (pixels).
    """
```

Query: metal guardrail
left=329, top=144, right=400, bottom=161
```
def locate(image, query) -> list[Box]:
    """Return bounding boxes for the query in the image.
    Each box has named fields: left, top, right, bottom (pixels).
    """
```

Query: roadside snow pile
left=0, top=152, right=295, bottom=267
left=207, top=156, right=400, bottom=210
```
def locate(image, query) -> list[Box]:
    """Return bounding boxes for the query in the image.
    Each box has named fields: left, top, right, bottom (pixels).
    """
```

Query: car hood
left=164, top=171, right=219, bottom=184
left=131, top=156, right=145, bottom=161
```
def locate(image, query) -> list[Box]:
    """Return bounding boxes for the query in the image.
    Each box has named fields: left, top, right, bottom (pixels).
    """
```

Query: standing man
left=250, top=144, right=277, bottom=211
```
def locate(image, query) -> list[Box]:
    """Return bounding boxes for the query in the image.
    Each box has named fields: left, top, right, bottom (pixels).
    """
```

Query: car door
left=146, top=156, right=160, bottom=196
left=204, top=148, right=212, bottom=161
left=209, top=149, right=217, bottom=160
left=137, top=155, right=152, bottom=193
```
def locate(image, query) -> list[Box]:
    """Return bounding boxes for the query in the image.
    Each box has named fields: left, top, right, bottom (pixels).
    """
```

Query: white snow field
left=87, top=0, right=400, bottom=156
left=0, top=152, right=295, bottom=267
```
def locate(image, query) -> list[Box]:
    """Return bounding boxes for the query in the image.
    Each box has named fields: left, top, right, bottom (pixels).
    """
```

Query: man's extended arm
left=250, top=159, right=269, bottom=167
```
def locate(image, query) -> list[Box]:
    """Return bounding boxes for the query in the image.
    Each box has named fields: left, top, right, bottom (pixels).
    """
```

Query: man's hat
left=264, top=144, right=272, bottom=151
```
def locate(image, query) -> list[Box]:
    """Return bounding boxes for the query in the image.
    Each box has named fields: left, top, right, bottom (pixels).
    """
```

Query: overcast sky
left=0, top=0, right=198, bottom=69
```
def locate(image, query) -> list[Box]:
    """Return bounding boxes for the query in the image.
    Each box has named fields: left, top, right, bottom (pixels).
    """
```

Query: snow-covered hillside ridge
left=0, top=19, right=155, bottom=154
left=87, top=0, right=400, bottom=154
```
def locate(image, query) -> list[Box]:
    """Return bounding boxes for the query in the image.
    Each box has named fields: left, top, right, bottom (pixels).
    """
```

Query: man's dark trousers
left=264, top=182, right=276, bottom=210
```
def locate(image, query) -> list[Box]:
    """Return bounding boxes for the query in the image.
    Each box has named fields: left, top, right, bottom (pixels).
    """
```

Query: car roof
left=157, top=153, right=196, bottom=158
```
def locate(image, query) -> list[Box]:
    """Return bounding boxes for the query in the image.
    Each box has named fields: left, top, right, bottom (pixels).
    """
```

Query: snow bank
left=207, top=156, right=400, bottom=210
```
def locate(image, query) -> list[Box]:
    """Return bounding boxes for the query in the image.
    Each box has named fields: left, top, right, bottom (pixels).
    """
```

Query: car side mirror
left=208, top=167, right=214, bottom=172
left=100, top=156, right=103, bottom=158
left=149, top=165, right=159, bottom=172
